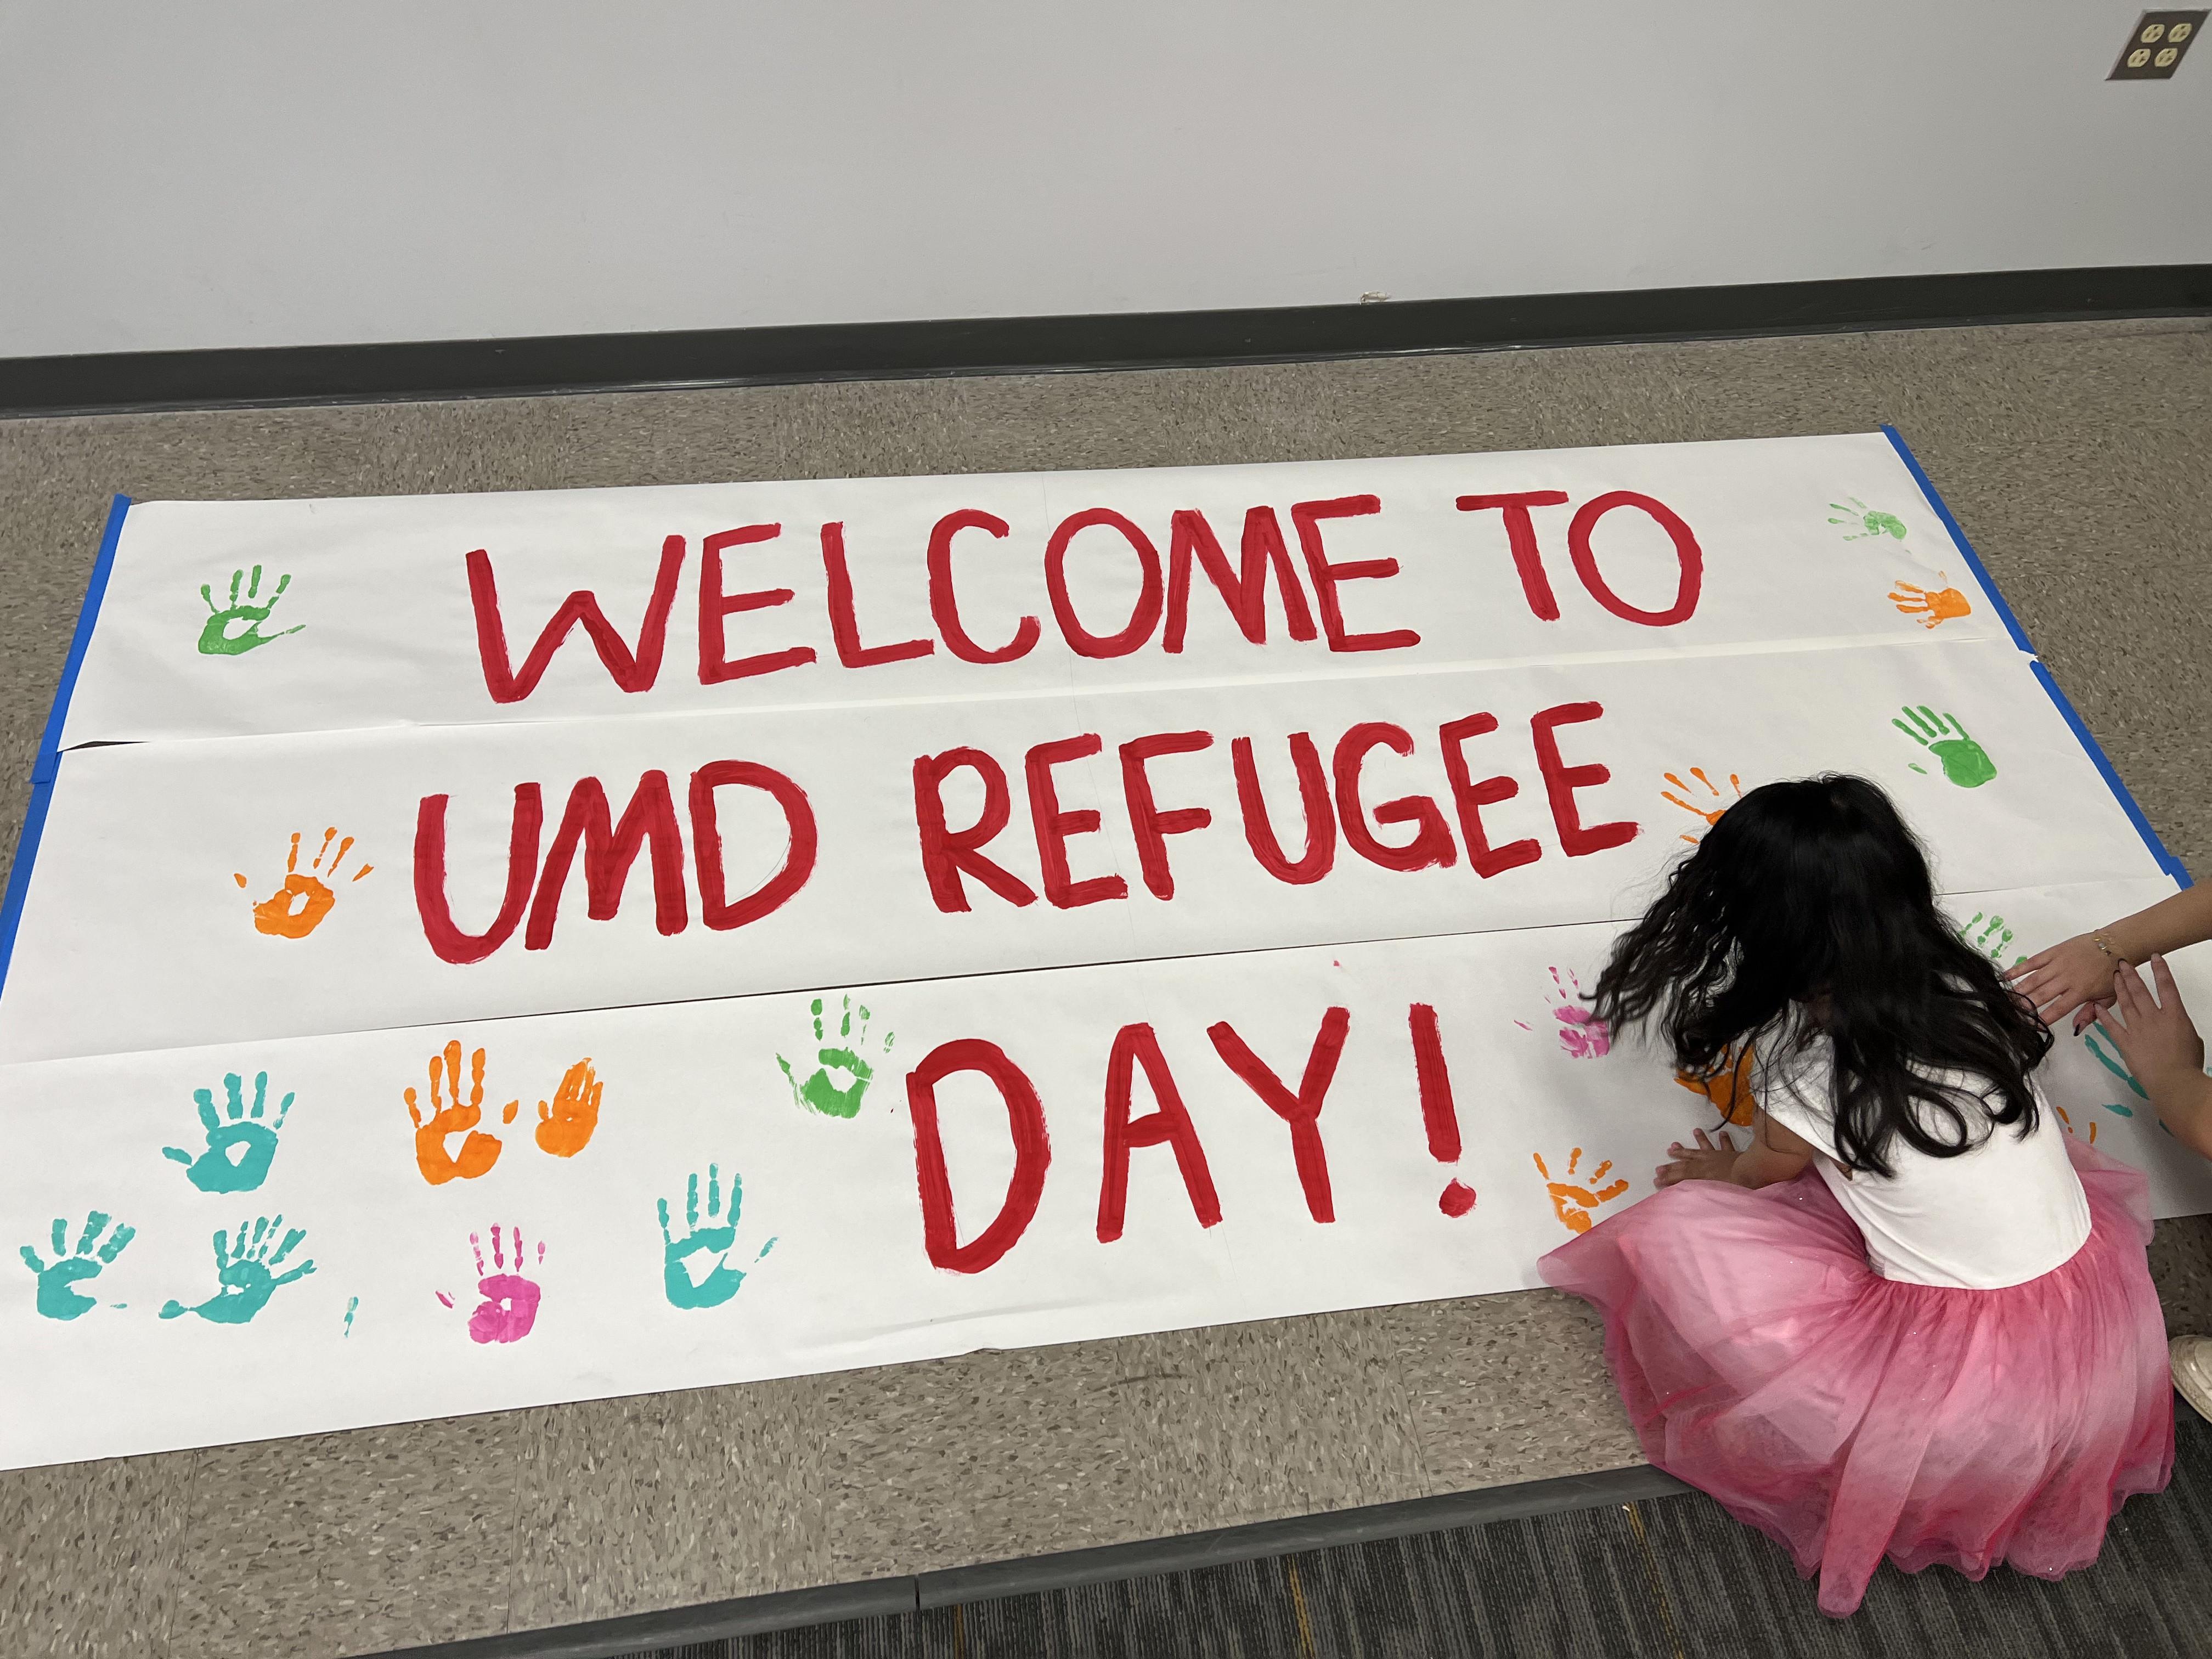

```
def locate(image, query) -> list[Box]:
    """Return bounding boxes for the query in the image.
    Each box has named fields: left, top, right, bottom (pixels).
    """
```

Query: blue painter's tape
left=2, top=493, right=131, bottom=993
left=1882, top=426, right=2189, bottom=890
left=32, top=493, right=130, bottom=785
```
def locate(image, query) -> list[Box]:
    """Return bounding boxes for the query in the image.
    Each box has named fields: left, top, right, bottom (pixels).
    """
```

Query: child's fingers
left=2151, top=955, right=2187, bottom=1018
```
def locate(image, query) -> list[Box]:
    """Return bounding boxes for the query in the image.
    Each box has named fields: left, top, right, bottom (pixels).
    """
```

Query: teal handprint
left=18, top=1213, right=135, bottom=1321
left=2084, top=1028, right=2146, bottom=1116
left=1957, top=911, right=2023, bottom=969
left=197, top=566, right=303, bottom=656
left=162, top=1071, right=294, bottom=1193
left=159, top=1215, right=315, bottom=1325
left=1894, top=705, right=1997, bottom=788
left=776, top=996, right=894, bottom=1119
left=657, top=1164, right=776, bottom=1311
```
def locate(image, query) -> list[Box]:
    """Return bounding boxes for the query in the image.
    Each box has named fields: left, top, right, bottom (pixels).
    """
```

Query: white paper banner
left=1, top=639, right=2157, bottom=1063
left=2, top=881, right=2203, bottom=1472
left=60, top=433, right=2001, bottom=745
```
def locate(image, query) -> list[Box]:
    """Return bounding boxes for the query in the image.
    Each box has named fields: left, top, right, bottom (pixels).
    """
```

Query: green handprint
left=1957, top=911, right=2023, bottom=969
left=1894, top=705, right=1997, bottom=788
left=159, top=1215, right=315, bottom=1325
left=162, top=1071, right=294, bottom=1193
left=776, top=996, right=894, bottom=1119
left=18, top=1213, right=135, bottom=1321
left=197, top=566, right=304, bottom=656
left=657, top=1164, right=776, bottom=1311
left=1827, top=497, right=1909, bottom=541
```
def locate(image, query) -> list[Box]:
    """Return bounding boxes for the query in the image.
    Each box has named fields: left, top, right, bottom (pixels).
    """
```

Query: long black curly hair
left=1590, top=773, right=2050, bottom=1176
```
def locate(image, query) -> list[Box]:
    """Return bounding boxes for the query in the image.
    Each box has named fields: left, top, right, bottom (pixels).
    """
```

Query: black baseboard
left=5, top=264, right=2208, bottom=420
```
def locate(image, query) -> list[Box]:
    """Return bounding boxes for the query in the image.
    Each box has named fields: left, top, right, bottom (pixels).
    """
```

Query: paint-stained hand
left=407, top=1040, right=516, bottom=1185
left=1533, top=1148, right=1631, bottom=1233
left=1656, top=1127, right=1739, bottom=1187
left=158, top=1215, right=314, bottom=1324
left=163, top=1071, right=293, bottom=1193
left=657, top=1164, right=775, bottom=1310
left=1893, top=705, right=1997, bottom=788
left=1888, top=579, right=1972, bottom=629
left=198, top=566, right=303, bottom=656
left=534, top=1059, right=602, bottom=1158
left=18, top=1213, right=134, bottom=1321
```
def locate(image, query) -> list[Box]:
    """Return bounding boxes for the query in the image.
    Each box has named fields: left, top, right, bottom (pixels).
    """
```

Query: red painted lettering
left=524, top=771, right=689, bottom=950
left=1566, top=492, right=1703, bottom=627
left=1437, top=713, right=1541, bottom=878
left=1333, top=723, right=1457, bottom=872
left=822, top=523, right=933, bottom=669
left=467, top=538, right=685, bottom=704
left=1530, top=702, right=1639, bottom=856
left=1291, top=495, right=1418, bottom=654
left=1231, top=733, right=1336, bottom=885
left=1455, top=490, right=1569, bottom=622
left=1119, top=730, right=1215, bottom=901
left=928, top=509, right=1040, bottom=664
left=1408, top=1003, right=1459, bottom=1162
left=1026, top=734, right=1128, bottom=910
left=912, top=748, right=1039, bottom=912
left=415, top=785, right=545, bottom=964
left=1207, top=1007, right=1350, bottom=1223
left=907, top=1038, right=1052, bottom=1273
left=1163, top=506, right=1318, bottom=650
left=698, top=524, right=816, bottom=684
left=1045, top=509, right=1164, bottom=659
left=1097, top=1023, right=1222, bottom=1243
left=688, top=760, right=818, bottom=929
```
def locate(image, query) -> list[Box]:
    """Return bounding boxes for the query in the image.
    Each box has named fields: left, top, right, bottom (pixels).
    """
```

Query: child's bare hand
left=2010, top=935, right=2122, bottom=1033
left=2100, top=956, right=2206, bottom=1096
left=1657, top=1127, right=1737, bottom=1187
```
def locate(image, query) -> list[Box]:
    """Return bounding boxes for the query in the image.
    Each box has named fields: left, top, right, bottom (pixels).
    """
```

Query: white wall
left=2, top=1, right=2206, bottom=358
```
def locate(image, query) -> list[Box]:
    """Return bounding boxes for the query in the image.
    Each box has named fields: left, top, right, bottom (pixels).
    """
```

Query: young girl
left=1541, top=774, right=2171, bottom=1617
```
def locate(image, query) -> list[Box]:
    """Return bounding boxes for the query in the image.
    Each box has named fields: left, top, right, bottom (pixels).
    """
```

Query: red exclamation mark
left=1410, top=1003, right=1477, bottom=1216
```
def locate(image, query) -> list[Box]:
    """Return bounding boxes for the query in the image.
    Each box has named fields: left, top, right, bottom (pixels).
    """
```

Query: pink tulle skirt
left=1540, top=1137, right=2172, bottom=1616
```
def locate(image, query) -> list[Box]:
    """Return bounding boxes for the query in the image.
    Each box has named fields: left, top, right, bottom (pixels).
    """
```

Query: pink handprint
left=1547, top=968, right=1610, bottom=1059
left=435, top=1223, right=545, bottom=1344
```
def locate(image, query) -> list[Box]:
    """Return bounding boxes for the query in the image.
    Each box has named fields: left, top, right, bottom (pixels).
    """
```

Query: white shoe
left=2172, top=1335, right=2212, bottom=1423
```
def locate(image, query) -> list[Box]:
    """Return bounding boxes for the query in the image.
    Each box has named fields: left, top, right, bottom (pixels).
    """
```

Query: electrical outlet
left=2110, top=10, right=2204, bottom=78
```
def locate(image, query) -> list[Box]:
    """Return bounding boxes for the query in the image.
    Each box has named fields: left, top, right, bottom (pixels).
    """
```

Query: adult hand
left=1656, top=1127, right=1737, bottom=1187
left=2099, top=956, right=2205, bottom=1096
left=2011, top=934, right=2123, bottom=1033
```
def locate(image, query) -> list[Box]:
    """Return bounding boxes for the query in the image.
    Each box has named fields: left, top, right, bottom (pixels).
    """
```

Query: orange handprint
left=235, top=826, right=373, bottom=939
left=1533, top=1148, right=1632, bottom=1234
left=406, top=1040, right=517, bottom=1185
left=534, top=1059, right=603, bottom=1158
left=1661, top=769, right=1741, bottom=844
left=1675, top=1046, right=1757, bottom=1127
left=1888, top=578, right=1972, bottom=630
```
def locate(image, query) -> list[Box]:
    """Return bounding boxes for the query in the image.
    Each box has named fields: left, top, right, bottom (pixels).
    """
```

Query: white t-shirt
left=1757, top=1041, right=2091, bottom=1290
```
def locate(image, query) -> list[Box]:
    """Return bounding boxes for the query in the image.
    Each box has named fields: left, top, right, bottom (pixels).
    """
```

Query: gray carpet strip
left=595, top=1406, right=2212, bottom=1658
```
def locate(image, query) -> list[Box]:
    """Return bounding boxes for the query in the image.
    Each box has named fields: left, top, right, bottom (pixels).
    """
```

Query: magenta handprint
left=435, top=1223, right=545, bottom=1344
left=1545, top=967, right=1610, bottom=1059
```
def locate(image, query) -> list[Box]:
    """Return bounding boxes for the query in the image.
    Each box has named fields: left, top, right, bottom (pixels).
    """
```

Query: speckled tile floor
left=2, top=317, right=2209, bottom=1658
